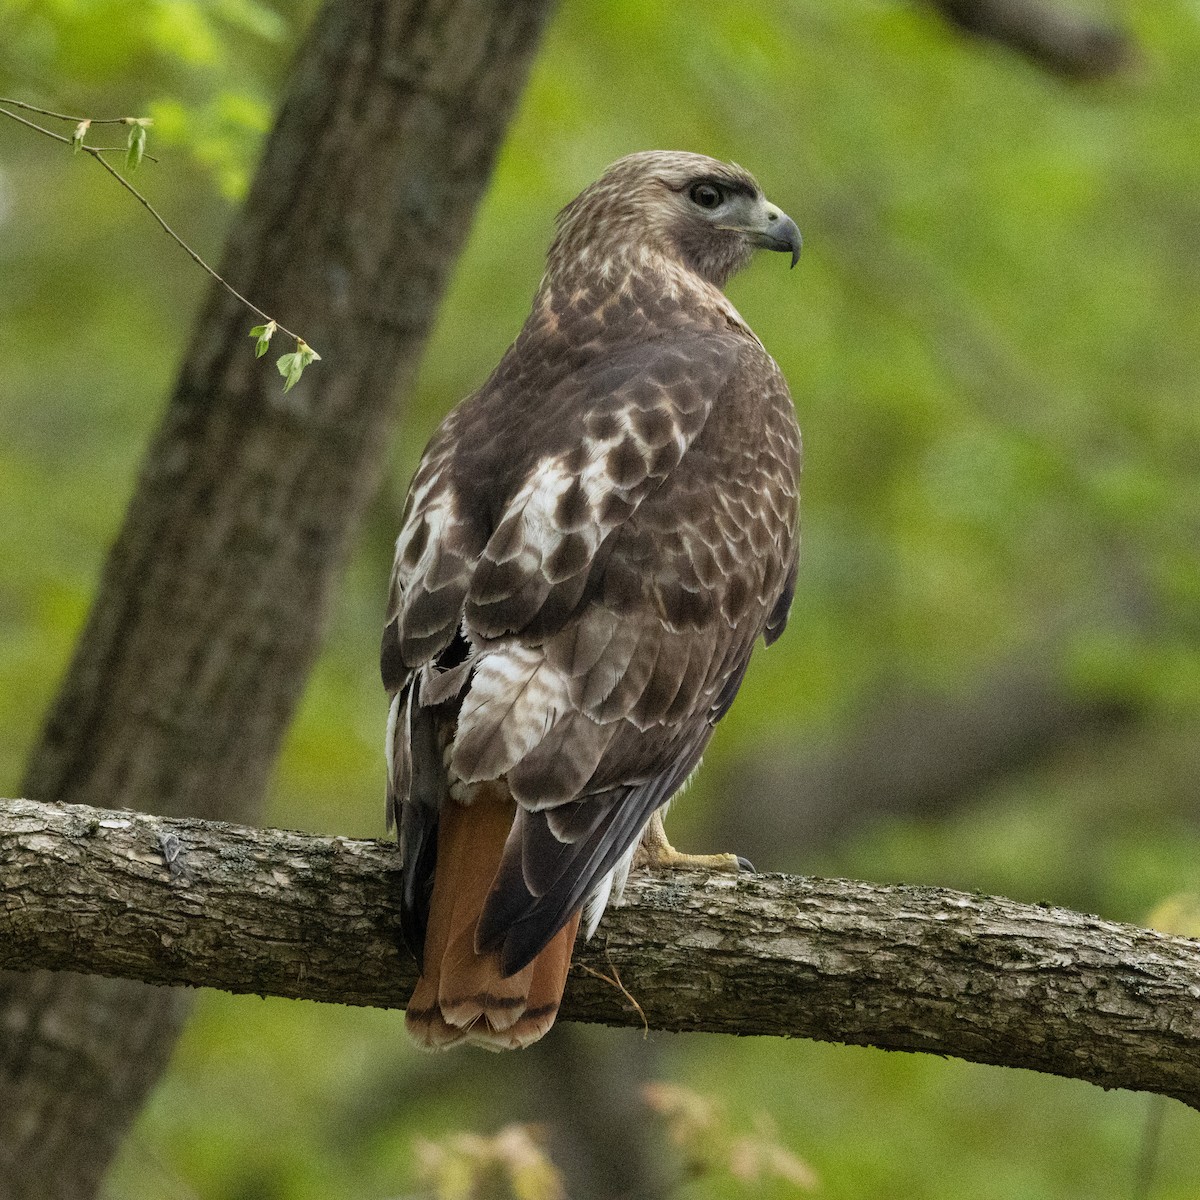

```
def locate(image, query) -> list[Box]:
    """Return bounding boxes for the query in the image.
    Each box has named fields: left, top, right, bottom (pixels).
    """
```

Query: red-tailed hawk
left=383, top=151, right=801, bottom=1050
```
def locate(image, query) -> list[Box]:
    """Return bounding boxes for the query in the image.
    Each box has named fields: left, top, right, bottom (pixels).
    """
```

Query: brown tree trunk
left=0, top=1, right=556, bottom=1195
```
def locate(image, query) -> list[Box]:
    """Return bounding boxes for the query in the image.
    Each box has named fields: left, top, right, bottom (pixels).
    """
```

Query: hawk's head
left=548, top=150, right=801, bottom=290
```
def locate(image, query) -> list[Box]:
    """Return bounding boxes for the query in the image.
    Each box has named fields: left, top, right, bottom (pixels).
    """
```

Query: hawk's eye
left=688, top=182, right=723, bottom=210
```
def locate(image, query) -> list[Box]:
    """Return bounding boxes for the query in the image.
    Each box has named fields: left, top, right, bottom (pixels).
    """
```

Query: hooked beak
left=747, top=206, right=802, bottom=268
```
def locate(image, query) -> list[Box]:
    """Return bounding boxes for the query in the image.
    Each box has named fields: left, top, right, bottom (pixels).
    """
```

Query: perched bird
left=382, top=151, right=802, bottom=1050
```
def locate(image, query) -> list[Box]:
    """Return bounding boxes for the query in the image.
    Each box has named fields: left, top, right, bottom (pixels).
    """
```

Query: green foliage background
left=2, top=0, right=1198, bottom=1195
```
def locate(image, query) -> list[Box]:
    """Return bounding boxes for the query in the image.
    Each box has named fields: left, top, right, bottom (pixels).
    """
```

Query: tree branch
left=712, top=640, right=1141, bottom=860
left=924, top=0, right=1137, bottom=80
left=3, top=796, right=1198, bottom=1109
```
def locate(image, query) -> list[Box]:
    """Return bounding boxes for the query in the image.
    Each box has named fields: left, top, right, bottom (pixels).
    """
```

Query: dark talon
left=736, top=855, right=756, bottom=873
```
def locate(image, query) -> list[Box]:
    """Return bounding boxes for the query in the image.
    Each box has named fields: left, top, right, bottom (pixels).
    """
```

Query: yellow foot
left=634, top=810, right=754, bottom=874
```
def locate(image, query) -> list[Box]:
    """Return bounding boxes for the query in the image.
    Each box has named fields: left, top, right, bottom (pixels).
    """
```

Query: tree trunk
left=0, top=1, right=556, bottom=1195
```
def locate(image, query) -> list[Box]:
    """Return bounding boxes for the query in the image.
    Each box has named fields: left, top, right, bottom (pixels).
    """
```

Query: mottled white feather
left=452, top=646, right=571, bottom=784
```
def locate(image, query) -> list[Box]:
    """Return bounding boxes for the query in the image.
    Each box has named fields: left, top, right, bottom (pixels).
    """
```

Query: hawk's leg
left=634, top=809, right=754, bottom=873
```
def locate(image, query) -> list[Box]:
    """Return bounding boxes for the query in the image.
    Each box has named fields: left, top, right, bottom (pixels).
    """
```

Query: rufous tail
left=405, top=784, right=580, bottom=1051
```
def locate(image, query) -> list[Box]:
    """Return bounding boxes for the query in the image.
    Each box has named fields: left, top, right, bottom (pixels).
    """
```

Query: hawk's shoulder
left=383, top=323, right=752, bottom=682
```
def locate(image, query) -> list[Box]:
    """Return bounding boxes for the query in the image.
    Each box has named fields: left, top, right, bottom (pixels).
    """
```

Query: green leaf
left=71, top=119, right=90, bottom=154
left=276, top=338, right=320, bottom=393
left=126, top=125, right=147, bottom=171
left=276, top=352, right=303, bottom=392
left=249, top=320, right=276, bottom=358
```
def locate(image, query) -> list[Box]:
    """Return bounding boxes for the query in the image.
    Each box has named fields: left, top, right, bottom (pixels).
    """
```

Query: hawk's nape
left=381, top=150, right=802, bottom=1050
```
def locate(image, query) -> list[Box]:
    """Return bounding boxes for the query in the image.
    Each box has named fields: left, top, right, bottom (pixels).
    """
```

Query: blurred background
left=2, top=0, right=1199, bottom=1196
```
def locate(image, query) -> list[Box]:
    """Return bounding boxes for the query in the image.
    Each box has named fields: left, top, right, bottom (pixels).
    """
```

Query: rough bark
left=4, top=796, right=1199, bottom=1111
left=0, top=1, right=556, bottom=1195
left=925, top=0, right=1135, bottom=78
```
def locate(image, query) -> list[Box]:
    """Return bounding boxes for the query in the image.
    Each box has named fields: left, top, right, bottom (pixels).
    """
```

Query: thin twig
left=0, top=104, right=75, bottom=145
left=83, top=151, right=300, bottom=339
left=0, top=100, right=310, bottom=352
left=0, top=97, right=141, bottom=125
left=576, top=946, right=649, bottom=1038
left=0, top=109, right=160, bottom=161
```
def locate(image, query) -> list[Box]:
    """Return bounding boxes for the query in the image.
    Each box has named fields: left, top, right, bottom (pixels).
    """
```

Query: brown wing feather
left=465, top=347, right=798, bottom=967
